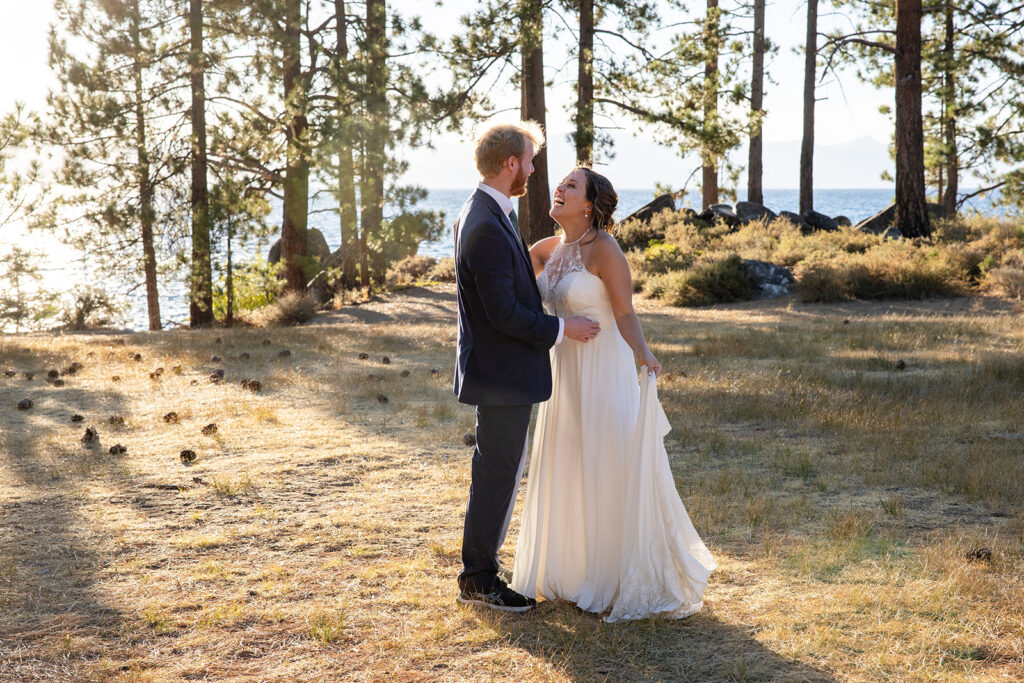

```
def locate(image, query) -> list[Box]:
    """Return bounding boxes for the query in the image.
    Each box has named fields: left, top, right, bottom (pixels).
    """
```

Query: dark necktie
left=508, top=209, right=530, bottom=258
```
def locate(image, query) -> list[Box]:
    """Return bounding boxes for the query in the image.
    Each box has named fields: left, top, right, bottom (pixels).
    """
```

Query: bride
left=510, top=166, right=717, bottom=622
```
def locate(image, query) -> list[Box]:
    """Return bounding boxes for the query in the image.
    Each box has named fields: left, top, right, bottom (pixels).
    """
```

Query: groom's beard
left=510, top=166, right=529, bottom=197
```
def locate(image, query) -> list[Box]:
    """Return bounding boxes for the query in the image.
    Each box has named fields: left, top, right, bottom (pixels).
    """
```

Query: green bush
left=213, top=258, right=284, bottom=320
left=641, top=240, right=691, bottom=274
left=614, top=207, right=696, bottom=251
left=644, top=254, right=755, bottom=307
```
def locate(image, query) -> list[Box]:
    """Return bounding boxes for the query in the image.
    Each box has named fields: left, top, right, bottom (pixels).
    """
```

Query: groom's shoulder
left=463, top=189, right=499, bottom=218
left=458, top=191, right=500, bottom=235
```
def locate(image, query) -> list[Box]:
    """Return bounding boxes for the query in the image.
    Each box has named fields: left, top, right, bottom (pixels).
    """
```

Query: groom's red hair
left=474, top=121, right=545, bottom=178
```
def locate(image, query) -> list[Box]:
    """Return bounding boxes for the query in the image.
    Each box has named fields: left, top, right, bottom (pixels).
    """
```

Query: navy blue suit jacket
left=453, top=189, right=560, bottom=406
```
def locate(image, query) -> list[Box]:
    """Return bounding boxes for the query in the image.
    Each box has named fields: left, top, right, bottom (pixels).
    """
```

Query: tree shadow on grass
left=482, top=602, right=836, bottom=682
left=0, top=359, right=136, bottom=677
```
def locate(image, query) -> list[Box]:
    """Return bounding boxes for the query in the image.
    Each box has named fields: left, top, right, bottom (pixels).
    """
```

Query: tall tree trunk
left=575, top=0, right=594, bottom=165
left=942, top=1, right=957, bottom=216
left=225, top=223, right=234, bottom=325
left=800, top=0, right=817, bottom=215
left=335, top=0, right=359, bottom=289
left=519, top=0, right=553, bottom=243
left=281, top=0, right=310, bottom=293
left=701, top=0, right=720, bottom=210
left=894, top=0, right=930, bottom=237
left=362, top=0, right=388, bottom=285
left=130, top=0, right=160, bottom=331
left=747, top=0, right=765, bottom=205
left=189, top=0, right=213, bottom=325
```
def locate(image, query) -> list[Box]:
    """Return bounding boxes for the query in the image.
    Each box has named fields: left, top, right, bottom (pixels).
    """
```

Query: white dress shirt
left=477, top=181, right=565, bottom=345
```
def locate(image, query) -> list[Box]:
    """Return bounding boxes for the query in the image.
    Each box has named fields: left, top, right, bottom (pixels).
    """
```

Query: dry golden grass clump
left=249, top=291, right=320, bottom=327
left=387, top=254, right=437, bottom=285
left=985, top=266, right=1024, bottom=297
left=1, top=286, right=1023, bottom=681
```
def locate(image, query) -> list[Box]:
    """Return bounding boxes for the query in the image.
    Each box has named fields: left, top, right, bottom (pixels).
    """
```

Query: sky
left=0, top=0, right=896, bottom=191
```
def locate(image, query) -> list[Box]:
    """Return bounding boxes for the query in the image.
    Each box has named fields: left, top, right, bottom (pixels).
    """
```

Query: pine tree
left=894, top=0, right=929, bottom=237
left=189, top=0, right=214, bottom=325
left=519, top=0, right=554, bottom=243
left=46, top=0, right=187, bottom=330
left=0, top=105, right=48, bottom=230
left=575, top=0, right=595, bottom=165
left=330, top=0, right=359, bottom=290
left=823, top=0, right=1024, bottom=215
left=747, top=0, right=766, bottom=205
left=800, top=0, right=818, bottom=214
left=0, top=247, right=59, bottom=333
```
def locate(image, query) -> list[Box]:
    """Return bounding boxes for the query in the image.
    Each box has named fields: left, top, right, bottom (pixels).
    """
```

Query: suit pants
left=458, top=403, right=532, bottom=593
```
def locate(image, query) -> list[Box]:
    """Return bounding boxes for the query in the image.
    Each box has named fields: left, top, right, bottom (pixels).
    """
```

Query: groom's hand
left=564, top=316, right=601, bottom=343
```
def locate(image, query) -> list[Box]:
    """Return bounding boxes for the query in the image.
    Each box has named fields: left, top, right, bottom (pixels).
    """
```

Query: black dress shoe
left=457, top=582, right=536, bottom=613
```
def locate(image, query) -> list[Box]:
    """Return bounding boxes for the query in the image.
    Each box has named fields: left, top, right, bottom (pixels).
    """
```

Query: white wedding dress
left=510, top=236, right=717, bottom=622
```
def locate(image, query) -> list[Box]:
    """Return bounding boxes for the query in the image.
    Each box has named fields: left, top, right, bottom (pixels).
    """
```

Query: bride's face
left=549, top=170, right=592, bottom=223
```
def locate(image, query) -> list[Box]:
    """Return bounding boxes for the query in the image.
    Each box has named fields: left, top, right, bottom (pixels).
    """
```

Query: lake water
left=0, top=187, right=1008, bottom=331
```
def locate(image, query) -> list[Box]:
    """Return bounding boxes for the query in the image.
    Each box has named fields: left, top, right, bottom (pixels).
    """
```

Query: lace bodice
left=536, top=236, right=613, bottom=323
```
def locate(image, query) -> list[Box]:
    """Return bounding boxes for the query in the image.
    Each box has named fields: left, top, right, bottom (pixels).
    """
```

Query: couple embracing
left=453, top=121, right=716, bottom=622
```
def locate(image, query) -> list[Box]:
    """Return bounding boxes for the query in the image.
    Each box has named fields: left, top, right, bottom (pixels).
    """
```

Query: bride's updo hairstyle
left=577, top=166, right=618, bottom=233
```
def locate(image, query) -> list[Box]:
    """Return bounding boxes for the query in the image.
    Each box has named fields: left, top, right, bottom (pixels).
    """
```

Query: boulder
left=778, top=211, right=812, bottom=233
left=853, top=203, right=948, bottom=234
left=306, top=247, right=349, bottom=306
left=622, top=194, right=675, bottom=225
left=853, top=205, right=895, bottom=234
left=742, top=259, right=795, bottom=298
left=881, top=226, right=902, bottom=241
left=735, top=201, right=778, bottom=224
left=834, top=215, right=852, bottom=227
left=268, top=227, right=331, bottom=265
left=698, top=203, right=740, bottom=227
left=803, top=210, right=838, bottom=232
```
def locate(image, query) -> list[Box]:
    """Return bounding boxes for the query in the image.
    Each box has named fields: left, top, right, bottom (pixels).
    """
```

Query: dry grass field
left=2, top=285, right=1023, bottom=681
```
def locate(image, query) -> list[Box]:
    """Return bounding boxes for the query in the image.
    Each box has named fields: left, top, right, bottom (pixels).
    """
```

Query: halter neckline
left=561, top=227, right=593, bottom=246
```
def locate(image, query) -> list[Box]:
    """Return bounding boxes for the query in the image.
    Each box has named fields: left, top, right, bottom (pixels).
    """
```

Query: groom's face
left=509, top=140, right=536, bottom=197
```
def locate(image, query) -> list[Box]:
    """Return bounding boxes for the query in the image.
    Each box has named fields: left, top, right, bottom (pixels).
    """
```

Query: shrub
left=59, top=287, right=122, bottom=330
left=644, top=254, right=755, bottom=307
left=642, top=240, right=691, bottom=274
left=387, top=255, right=437, bottom=286
left=795, top=243, right=967, bottom=302
left=622, top=210, right=1018, bottom=305
left=426, top=257, right=456, bottom=283
left=985, top=267, right=1024, bottom=298
left=614, top=207, right=693, bottom=251
left=214, top=259, right=284, bottom=320
left=615, top=218, right=662, bottom=252
left=792, top=264, right=850, bottom=303
left=250, top=291, right=318, bottom=327
left=664, top=217, right=728, bottom=255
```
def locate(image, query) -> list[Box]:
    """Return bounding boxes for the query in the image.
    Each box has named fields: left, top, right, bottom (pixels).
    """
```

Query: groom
left=453, top=121, right=600, bottom=612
